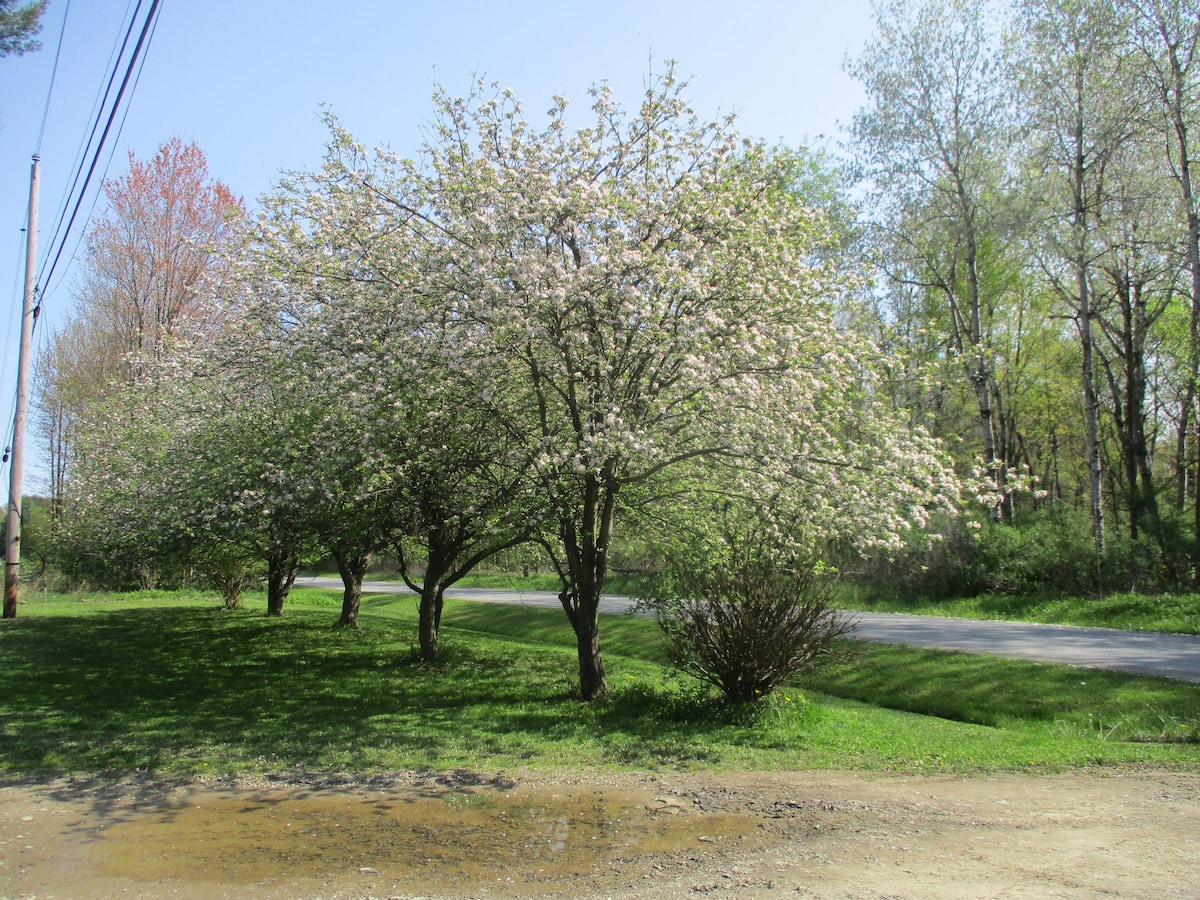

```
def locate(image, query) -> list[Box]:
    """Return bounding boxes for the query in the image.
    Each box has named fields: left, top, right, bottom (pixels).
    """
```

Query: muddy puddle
left=83, top=782, right=760, bottom=895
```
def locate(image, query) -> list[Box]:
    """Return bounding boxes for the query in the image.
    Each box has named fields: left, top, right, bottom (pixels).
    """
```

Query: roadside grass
left=0, top=587, right=1196, bottom=779
left=833, top=585, right=1200, bottom=635
left=362, top=569, right=654, bottom=598
left=445, top=571, right=564, bottom=592
left=350, top=569, right=1200, bottom=634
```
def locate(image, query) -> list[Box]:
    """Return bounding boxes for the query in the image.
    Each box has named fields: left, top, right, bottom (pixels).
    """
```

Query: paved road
left=299, top=577, right=1200, bottom=683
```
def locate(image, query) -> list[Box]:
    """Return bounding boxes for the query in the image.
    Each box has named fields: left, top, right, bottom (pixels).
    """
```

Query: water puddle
left=86, top=782, right=758, bottom=895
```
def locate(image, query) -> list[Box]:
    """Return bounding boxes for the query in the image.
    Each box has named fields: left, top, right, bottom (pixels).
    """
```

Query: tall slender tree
left=1122, top=0, right=1200, bottom=546
left=849, top=0, right=1017, bottom=515
left=1010, top=0, right=1142, bottom=549
left=1084, top=125, right=1182, bottom=541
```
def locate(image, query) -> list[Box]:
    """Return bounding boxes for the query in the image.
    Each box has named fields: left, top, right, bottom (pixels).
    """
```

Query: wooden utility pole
left=4, top=154, right=40, bottom=618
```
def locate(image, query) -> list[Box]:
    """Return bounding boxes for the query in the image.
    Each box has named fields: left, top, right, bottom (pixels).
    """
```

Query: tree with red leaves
left=36, top=138, right=242, bottom=546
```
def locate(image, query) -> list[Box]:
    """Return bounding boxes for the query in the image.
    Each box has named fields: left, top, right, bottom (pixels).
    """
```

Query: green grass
left=351, top=569, right=1200, bottom=634
left=366, top=569, right=656, bottom=598
left=834, top=585, right=1200, bottom=635
left=0, top=586, right=1197, bottom=779
left=449, top=571, right=564, bottom=591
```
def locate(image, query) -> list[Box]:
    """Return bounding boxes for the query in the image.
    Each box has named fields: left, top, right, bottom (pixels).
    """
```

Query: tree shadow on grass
left=0, top=606, right=738, bottom=776
left=2, top=607, right=517, bottom=771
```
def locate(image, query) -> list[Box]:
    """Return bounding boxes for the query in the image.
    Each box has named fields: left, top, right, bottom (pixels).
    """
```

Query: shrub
left=849, top=506, right=1193, bottom=600
left=642, top=543, right=855, bottom=704
left=843, top=512, right=986, bottom=601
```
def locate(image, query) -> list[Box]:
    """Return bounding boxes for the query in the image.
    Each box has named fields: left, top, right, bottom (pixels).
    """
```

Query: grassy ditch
left=0, top=587, right=1196, bottom=778
left=357, top=569, right=1200, bottom=634
left=833, top=586, right=1200, bottom=635
left=422, top=570, right=654, bottom=597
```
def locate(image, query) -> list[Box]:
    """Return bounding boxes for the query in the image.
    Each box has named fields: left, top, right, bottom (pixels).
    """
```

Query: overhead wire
left=2, top=0, right=165, bottom=488
left=34, top=0, right=72, bottom=155
left=18, top=6, right=163, bottom=485
left=40, top=0, right=139, bottom=285
left=36, top=0, right=164, bottom=308
left=2, top=0, right=76, bottom=477
left=35, top=3, right=161, bottom=314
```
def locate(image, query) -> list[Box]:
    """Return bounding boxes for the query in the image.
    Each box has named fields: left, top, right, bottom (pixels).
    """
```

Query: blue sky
left=0, top=0, right=874, bottom=485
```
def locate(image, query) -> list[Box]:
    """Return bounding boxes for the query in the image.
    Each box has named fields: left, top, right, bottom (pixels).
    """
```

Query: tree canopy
left=45, top=0, right=1200, bottom=697
left=47, top=68, right=959, bottom=699
left=0, top=0, right=45, bottom=57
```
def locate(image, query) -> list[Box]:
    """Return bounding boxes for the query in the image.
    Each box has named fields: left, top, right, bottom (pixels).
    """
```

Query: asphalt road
left=298, top=577, right=1200, bottom=683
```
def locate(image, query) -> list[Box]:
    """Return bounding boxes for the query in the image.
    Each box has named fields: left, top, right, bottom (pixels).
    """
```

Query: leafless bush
left=647, top=547, right=856, bottom=704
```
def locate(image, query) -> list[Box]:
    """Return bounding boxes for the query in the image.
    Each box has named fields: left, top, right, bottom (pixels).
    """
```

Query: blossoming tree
left=62, top=68, right=957, bottom=699
left=227, top=133, right=542, bottom=652
left=332, top=67, right=960, bottom=700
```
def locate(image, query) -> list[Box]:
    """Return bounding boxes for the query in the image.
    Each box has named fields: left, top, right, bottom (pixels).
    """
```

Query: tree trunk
left=1179, top=106, right=1200, bottom=559
left=48, top=402, right=68, bottom=534
left=575, top=606, right=607, bottom=702
left=399, top=519, right=530, bottom=664
left=414, top=536, right=456, bottom=664
left=334, top=549, right=369, bottom=627
left=1159, top=27, right=1200, bottom=565
left=1176, top=385, right=1192, bottom=511
left=1104, top=272, right=1158, bottom=542
left=971, top=373, right=1001, bottom=518
left=960, top=195, right=1003, bottom=522
left=266, top=551, right=297, bottom=616
left=215, top=568, right=243, bottom=610
left=557, top=472, right=615, bottom=701
left=1126, top=307, right=1157, bottom=541
left=418, top=578, right=447, bottom=664
left=1082, top=296, right=1105, bottom=551
left=1070, top=92, right=1105, bottom=552
left=558, top=573, right=608, bottom=701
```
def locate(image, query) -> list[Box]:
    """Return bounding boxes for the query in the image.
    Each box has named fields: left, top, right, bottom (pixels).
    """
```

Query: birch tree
left=1091, top=137, right=1178, bottom=540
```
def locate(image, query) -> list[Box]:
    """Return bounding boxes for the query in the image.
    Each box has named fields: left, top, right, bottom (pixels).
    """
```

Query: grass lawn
left=0, top=586, right=1197, bottom=778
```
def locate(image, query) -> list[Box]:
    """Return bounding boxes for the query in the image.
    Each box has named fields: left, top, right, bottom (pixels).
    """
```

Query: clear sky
left=0, top=0, right=875, bottom=486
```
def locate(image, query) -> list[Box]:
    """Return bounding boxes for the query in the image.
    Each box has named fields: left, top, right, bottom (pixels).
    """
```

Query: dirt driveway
left=2, top=767, right=1196, bottom=899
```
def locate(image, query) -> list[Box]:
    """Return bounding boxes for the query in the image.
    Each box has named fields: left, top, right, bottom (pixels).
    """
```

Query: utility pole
left=4, top=154, right=40, bottom=619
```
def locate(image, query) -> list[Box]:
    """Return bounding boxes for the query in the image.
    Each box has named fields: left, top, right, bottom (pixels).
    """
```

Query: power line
left=34, top=0, right=72, bottom=155
left=36, top=4, right=162, bottom=314
left=35, top=0, right=165, bottom=309
left=0, top=0, right=164, bottom=495
left=40, top=0, right=139, bottom=276
left=2, top=0, right=74, bottom=481
left=35, top=0, right=144, bottom=297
